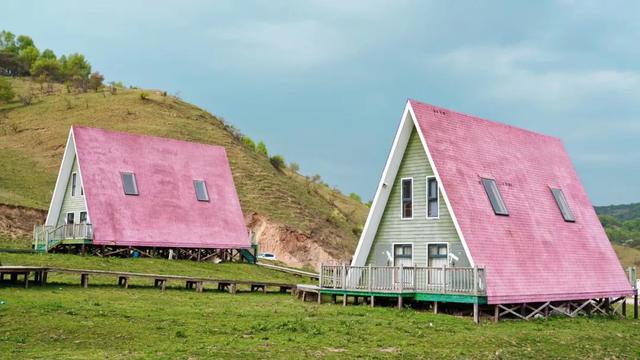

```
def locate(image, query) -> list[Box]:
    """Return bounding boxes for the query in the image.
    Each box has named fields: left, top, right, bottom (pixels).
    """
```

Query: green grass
left=0, top=253, right=311, bottom=285
left=0, top=254, right=639, bottom=358
left=0, top=285, right=639, bottom=359
left=0, top=77, right=368, bottom=261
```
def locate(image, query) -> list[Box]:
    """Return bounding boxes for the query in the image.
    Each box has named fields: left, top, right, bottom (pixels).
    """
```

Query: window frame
left=392, top=242, right=414, bottom=266
left=427, top=242, right=449, bottom=263
left=193, top=180, right=210, bottom=202
left=481, top=178, right=509, bottom=216
left=71, top=172, right=77, bottom=197
left=120, top=172, right=139, bottom=196
left=79, top=211, right=88, bottom=224
left=426, top=176, right=439, bottom=219
left=550, top=188, right=575, bottom=222
left=400, top=177, right=414, bottom=220
left=65, top=212, right=75, bottom=225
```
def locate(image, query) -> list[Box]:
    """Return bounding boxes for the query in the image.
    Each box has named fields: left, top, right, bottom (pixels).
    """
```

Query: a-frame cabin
left=34, top=126, right=254, bottom=262
left=317, top=99, right=635, bottom=321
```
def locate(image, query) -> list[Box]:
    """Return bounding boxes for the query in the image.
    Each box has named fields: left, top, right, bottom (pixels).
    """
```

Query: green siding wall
left=56, top=156, right=87, bottom=226
left=366, top=127, right=470, bottom=267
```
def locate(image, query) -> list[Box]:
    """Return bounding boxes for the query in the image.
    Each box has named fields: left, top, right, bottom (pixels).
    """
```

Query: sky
left=2, top=1, right=639, bottom=206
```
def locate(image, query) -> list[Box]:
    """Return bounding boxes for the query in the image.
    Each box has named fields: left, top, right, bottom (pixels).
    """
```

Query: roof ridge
left=408, top=98, right=562, bottom=142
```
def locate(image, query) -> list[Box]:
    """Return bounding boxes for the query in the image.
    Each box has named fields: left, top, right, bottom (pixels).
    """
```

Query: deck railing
left=319, top=264, right=486, bottom=295
left=33, top=224, right=93, bottom=252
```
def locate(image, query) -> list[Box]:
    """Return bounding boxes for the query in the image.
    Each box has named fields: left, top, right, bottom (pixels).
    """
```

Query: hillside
left=596, top=203, right=640, bottom=250
left=0, top=77, right=369, bottom=269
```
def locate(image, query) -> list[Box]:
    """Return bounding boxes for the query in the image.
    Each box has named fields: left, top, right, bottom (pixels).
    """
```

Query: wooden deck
left=0, top=266, right=296, bottom=294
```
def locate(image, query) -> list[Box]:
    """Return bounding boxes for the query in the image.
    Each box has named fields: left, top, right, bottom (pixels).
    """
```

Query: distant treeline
left=596, top=203, right=640, bottom=249
left=0, top=30, right=103, bottom=91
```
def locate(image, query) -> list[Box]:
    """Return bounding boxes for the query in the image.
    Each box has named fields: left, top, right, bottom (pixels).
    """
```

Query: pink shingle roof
left=73, top=126, right=250, bottom=249
left=410, top=100, right=634, bottom=304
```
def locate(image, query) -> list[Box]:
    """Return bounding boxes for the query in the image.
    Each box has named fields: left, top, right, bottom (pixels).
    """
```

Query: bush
left=88, top=72, right=104, bottom=92
left=270, top=155, right=286, bottom=170
left=257, top=141, right=268, bottom=157
left=328, top=209, right=347, bottom=226
left=289, top=162, right=300, bottom=172
left=349, top=192, right=362, bottom=203
left=242, top=136, right=256, bottom=151
left=352, top=225, right=363, bottom=237
left=139, top=91, right=149, bottom=100
left=0, top=77, right=15, bottom=103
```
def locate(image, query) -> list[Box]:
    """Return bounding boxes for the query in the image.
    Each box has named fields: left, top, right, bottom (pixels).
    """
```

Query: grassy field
left=0, top=253, right=638, bottom=359
left=0, top=77, right=369, bottom=261
left=1, top=282, right=639, bottom=358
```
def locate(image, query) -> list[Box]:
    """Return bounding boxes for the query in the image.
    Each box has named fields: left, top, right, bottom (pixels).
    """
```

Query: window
left=79, top=211, right=88, bottom=224
left=66, top=212, right=75, bottom=224
left=428, top=244, right=448, bottom=259
left=427, top=177, right=439, bottom=218
left=193, top=180, right=209, bottom=202
left=401, top=178, right=413, bottom=219
left=71, top=172, right=77, bottom=196
left=120, top=172, right=139, bottom=195
left=481, top=178, right=508, bottom=215
left=551, top=188, right=575, bottom=222
left=393, top=244, right=412, bottom=266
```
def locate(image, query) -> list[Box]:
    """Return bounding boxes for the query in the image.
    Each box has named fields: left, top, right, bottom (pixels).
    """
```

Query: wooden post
left=229, top=283, right=237, bottom=295
left=161, top=279, right=166, bottom=292
left=399, top=264, right=404, bottom=293
left=81, top=273, right=89, bottom=288
left=473, top=266, right=479, bottom=296
left=397, top=295, right=403, bottom=309
left=343, top=294, right=347, bottom=306
left=196, top=281, right=203, bottom=293
left=342, top=264, right=347, bottom=290
left=473, top=303, right=480, bottom=324
left=442, top=265, right=447, bottom=294
left=23, top=273, right=29, bottom=289
left=494, top=305, right=499, bottom=323
left=319, top=263, right=323, bottom=288
left=622, top=299, right=627, bottom=318
left=370, top=296, right=375, bottom=308
left=317, top=291, right=322, bottom=304
left=368, top=264, right=372, bottom=292
left=434, top=301, right=439, bottom=314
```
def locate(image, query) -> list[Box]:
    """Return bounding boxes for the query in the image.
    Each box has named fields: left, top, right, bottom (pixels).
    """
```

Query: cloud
left=434, top=45, right=640, bottom=108
left=209, top=20, right=354, bottom=72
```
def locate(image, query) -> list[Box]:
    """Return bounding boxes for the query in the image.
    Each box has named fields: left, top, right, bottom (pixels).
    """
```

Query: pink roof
left=73, top=126, right=250, bottom=249
left=410, top=100, right=634, bottom=304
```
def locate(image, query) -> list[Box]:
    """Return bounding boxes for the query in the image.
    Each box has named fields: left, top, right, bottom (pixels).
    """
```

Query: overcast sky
left=3, top=1, right=639, bottom=205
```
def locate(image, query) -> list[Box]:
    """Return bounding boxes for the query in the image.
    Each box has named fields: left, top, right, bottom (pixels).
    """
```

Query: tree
left=31, top=57, right=62, bottom=81
left=18, top=46, right=39, bottom=70
left=0, top=31, right=17, bottom=53
left=256, top=141, right=268, bottom=157
left=88, top=72, right=104, bottom=91
left=39, top=49, right=57, bottom=60
left=270, top=155, right=286, bottom=170
left=349, top=192, right=362, bottom=203
left=0, top=51, right=29, bottom=76
left=61, top=53, right=91, bottom=80
left=289, top=162, right=300, bottom=172
left=0, top=77, right=15, bottom=103
left=15, top=35, right=34, bottom=51
left=242, top=136, right=256, bottom=151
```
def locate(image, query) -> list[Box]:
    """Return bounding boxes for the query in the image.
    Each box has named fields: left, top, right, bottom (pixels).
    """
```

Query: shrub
left=139, top=91, right=149, bottom=100
left=242, top=136, right=256, bottom=151
left=257, top=141, right=268, bottom=157
left=349, top=192, right=362, bottom=203
left=352, top=225, right=363, bottom=237
left=88, top=72, right=104, bottom=92
left=0, top=77, right=15, bottom=103
left=270, top=155, right=286, bottom=170
left=328, top=209, right=347, bottom=226
left=289, top=162, right=300, bottom=172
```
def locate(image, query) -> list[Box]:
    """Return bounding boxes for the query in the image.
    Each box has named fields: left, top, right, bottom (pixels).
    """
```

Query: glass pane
left=72, top=173, right=77, bottom=196
left=194, top=180, right=209, bottom=201
left=402, top=179, right=412, bottom=200
left=428, top=200, right=439, bottom=217
left=121, top=172, right=138, bottom=195
left=66, top=213, right=75, bottom=224
left=551, top=188, right=575, bottom=222
left=438, top=245, right=447, bottom=255
left=401, top=179, right=412, bottom=218
left=481, top=178, right=508, bottom=215
left=79, top=212, right=87, bottom=224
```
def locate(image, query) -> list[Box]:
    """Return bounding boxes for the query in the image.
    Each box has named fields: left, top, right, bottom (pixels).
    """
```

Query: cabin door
left=427, top=243, right=448, bottom=286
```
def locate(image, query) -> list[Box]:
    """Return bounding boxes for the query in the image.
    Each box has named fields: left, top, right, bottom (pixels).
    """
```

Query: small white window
left=121, top=172, right=139, bottom=196
left=193, top=180, right=209, bottom=202
left=393, top=244, right=413, bottom=266
left=401, top=178, right=413, bottom=219
left=66, top=212, right=75, bottom=224
left=427, top=177, right=439, bottom=218
left=71, top=172, right=77, bottom=196
left=79, top=211, right=88, bottom=224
